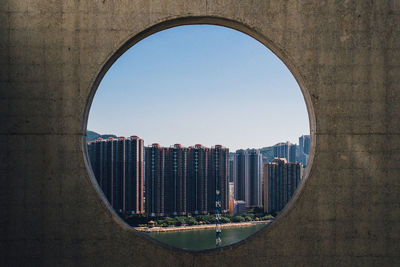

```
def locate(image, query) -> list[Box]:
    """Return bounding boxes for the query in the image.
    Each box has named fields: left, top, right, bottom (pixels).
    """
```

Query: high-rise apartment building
left=145, top=143, right=166, bottom=217
left=102, top=138, right=113, bottom=201
left=164, top=144, right=187, bottom=216
left=273, top=142, right=297, bottom=163
left=235, top=149, right=247, bottom=202
left=263, top=158, right=303, bottom=214
left=247, top=149, right=263, bottom=208
left=234, top=149, right=263, bottom=208
left=90, top=138, right=229, bottom=217
left=88, top=138, right=108, bottom=198
left=186, top=144, right=209, bottom=215
left=229, top=154, right=237, bottom=183
left=229, top=154, right=237, bottom=212
left=228, top=182, right=234, bottom=214
left=125, top=136, right=144, bottom=214
left=208, top=145, right=229, bottom=213
left=145, top=143, right=229, bottom=217
left=87, top=135, right=144, bottom=215
left=299, top=135, right=310, bottom=167
left=112, top=137, right=124, bottom=213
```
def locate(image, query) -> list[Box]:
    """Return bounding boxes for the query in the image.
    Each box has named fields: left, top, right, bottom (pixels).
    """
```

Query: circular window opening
left=84, top=24, right=312, bottom=251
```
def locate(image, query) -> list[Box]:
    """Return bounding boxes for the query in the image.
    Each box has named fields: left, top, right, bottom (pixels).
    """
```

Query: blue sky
left=88, top=25, right=309, bottom=151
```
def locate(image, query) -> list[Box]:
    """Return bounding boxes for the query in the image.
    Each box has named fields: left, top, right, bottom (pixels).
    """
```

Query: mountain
left=87, top=130, right=100, bottom=141
left=86, top=130, right=117, bottom=141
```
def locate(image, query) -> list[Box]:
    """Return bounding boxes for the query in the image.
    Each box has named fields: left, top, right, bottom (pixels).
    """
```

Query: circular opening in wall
left=84, top=23, right=312, bottom=252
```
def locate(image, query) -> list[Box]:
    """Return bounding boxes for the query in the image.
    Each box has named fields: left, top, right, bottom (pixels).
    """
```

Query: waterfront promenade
left=135, top=220, right=272, bottom=233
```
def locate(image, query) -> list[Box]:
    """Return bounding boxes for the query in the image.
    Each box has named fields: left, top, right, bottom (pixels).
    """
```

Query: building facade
left=234, top=149, right=247, bottom=202
left=145, top=143, right=166, bottom=217
left=246, top=149, right=263, bottom=208
left=164, top=144, right=188, bottom=216
left=273, top=142, right=297, bottom=163
left=208, top=145, right=229, bottom=213
left=124, top=136, right=144, bottom=214
left=87, top=136, right=144, bottom=215
left=263, top=158, right=303, bottom=214
left=234, top=200, right=247, bottom=215
left=234, top=149, right=263, bottom=208
left=298, top=135, right=310, bottom=167
left=145, top=143, right=229, bottom=217
left=187, top=144, right=209, bottom=215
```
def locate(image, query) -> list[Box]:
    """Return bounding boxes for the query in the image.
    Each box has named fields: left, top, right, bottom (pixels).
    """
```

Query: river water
left=146, top=224, right=266, bottom=251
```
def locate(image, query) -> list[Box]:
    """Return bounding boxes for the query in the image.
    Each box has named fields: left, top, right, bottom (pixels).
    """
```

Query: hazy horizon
left=87, top=128, right=306, bottom=150
left=88, top=25, right=310, bottom=151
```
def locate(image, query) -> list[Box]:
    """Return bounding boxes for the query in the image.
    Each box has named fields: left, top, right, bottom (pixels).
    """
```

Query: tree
left=164, top=217, right=176, bottom=226
left=262, top=214, right=274, bottom=220
left=186, top=217, right=197, bottom=226
left=175, top=216, right=186, bottom=226
left=244, top=215, right=252, bottom=222
left=196, top=215, right=211, bottom=224
left=232, top=216, right=245, bottom=223
left=220, top=217, right=231, bottom=223
left=155, top=219, right=165, bottom=226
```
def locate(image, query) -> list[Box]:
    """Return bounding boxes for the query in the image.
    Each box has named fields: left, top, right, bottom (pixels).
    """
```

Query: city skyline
left=87, top=134, right=303, bottom=217
left=87, top=129, right=309, bottom=150
left=88, top=25, right=310, bottom=151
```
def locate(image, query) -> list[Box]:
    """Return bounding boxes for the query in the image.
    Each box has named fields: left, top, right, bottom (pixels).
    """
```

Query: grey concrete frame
left=2, top=1, right=399, bottom=265
left=81, top=16, right=316, bottom=253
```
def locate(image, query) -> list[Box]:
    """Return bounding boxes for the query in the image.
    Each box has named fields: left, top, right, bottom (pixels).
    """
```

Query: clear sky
left=88, top=25, right=309, bottom=151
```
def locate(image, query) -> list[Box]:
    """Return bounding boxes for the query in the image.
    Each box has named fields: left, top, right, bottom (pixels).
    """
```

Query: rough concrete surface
left=1, top=0, right=399, bottom=266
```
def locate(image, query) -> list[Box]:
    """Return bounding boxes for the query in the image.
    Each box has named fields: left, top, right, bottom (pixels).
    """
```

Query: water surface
left=147, top=224, right=266, bottom=251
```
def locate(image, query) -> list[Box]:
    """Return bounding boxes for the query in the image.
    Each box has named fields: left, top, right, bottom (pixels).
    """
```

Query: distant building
left=164, top=144, right=187, bottom=216
left=228, top=182, right=234, bottom=214
left=263, top=158, right=303, bottom=214
left=234, top=200, right=247, bottom=215
left=228, top=155, right=237, bottom=213
left=246, top=149, right=263, bottom=208
left=235, top=149, right=247, bottom=202
left=208, top=145, right=229, bottom=213
left=262, top=156, right=270, bottom=164
left=187, top=144, right=209, bottom=215
left=124, top=136, right=144, bottom=214
left=145, top=143, right=166, bottom=217
left=229, top=155, right=237, bottom=183
left=234, top=149, right=263, bottom=208
left=145, top=143, right=229, bottom=217
left=299, top=135, right=310, bottom=167
left=87, top=135, right=144, bottom=215
left=273, top=142, right=297, bottom=163
left=112, top=138, right=124, bottom=213
left=89, top=137, right=230, bottom=217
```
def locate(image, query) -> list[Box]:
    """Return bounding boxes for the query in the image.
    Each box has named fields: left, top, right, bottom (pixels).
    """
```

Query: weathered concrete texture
left=1, top=0, right=399, bottom=266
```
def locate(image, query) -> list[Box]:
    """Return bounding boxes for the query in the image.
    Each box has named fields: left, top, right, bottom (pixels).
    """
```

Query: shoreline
left=134, top=220, right=272, bottom=233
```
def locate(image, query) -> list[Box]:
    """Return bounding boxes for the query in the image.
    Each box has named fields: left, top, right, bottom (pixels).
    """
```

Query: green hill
left=86, top=130, right=117, bottom=141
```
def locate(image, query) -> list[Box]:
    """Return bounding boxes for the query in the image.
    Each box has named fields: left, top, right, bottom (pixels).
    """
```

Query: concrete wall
left=1, top=0, right=399, bottom=266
